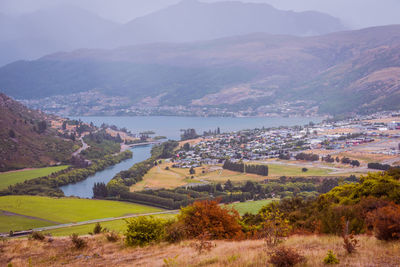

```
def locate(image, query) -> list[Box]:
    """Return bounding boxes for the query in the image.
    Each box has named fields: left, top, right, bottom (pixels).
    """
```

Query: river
left=62, top=116, right=324, bottom=198
left=60, top=145, right=152, bottom=198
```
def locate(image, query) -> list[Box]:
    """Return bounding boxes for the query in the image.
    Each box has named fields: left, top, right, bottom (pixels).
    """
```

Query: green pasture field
left=0, top=166, right=70, bottom=190
left=0, top=196, right=163, bottom=229
left=226, top=199, right=277, bottom=215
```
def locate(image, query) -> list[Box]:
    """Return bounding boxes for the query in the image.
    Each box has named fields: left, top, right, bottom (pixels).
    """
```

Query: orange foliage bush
left=177, top=200, right=243, bottom=240
left=268, top=246, right=305, bottom=267
left=371, top=202, right=400, bottom=241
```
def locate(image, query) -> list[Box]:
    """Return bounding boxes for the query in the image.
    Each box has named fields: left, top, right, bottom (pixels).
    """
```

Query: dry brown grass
left=1, top=234, right=399, bottom=266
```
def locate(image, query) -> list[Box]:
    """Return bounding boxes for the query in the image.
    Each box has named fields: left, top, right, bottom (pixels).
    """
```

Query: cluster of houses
left=172, top=112, right=400, bottom=168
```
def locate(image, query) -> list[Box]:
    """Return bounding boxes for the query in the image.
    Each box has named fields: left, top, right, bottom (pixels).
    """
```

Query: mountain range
left=0, top=25, right=399, bottom=115
left=0, top=0, right=344, bottom=66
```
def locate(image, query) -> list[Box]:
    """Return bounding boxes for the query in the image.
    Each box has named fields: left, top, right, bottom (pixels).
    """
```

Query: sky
left=1, top=0, right=400, bottom=29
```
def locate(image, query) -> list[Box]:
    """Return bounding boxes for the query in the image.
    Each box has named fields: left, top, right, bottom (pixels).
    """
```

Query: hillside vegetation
left=1, top=169, right=400, bottom=266
left=0, top=94, right=76, bottom=171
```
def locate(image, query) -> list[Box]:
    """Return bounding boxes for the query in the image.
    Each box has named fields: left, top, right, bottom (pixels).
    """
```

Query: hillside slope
left=1, top=25, right=400, bottom=115
left=0, top=94, right=76, bottom=171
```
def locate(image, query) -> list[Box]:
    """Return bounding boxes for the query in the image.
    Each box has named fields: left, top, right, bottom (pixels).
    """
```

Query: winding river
left=60, top=145, right=152, bottom=198
left=61, top=116, right=324, bottom=198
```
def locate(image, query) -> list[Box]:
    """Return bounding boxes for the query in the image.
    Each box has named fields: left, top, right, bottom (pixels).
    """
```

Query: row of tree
left=295, top=153, right=319, bottom=161
left=367, top=162, right=392, bottom=170
left=222, top=160, right=269, bottom=176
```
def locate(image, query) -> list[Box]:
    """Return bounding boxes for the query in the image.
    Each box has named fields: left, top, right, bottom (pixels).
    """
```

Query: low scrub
left=29, top=231, right=45, bottom=241
left=70, top=233, right=87, bottom=249
left=268, top=246, right=305, bottom=267
left=323, top=250, right=339, bottom=264
left=125, top=216, right=171, bottom=246
left=105, top=231, right=119, bottom=242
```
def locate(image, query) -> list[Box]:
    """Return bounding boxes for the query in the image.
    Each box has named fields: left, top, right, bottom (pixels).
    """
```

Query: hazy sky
left=1, top=0, right=399, bottom=28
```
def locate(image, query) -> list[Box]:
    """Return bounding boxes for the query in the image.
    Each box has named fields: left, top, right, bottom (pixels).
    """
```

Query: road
left=72, top=137, right=89, bottom=157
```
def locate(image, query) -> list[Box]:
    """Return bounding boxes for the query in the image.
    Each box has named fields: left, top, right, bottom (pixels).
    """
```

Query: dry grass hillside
left=0, top=94, right=76, bottom=171
left=1, top=234, right=399, bottom=266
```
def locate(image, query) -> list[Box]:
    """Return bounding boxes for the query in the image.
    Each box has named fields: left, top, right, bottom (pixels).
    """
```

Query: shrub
left=372, top=203, right=400, bottom=240
left=105, top=231, right=119, bottom=242
left=125, top=216, right=170, bottom=246
left=268, top=246, right=305, bottom=267
left=261, top=209, right=291, bottom=247
left=93, top=223, right=103, bottom=235
left=323, top=250, right=339, bottom=264
left=165, top=220, right=186, bottom=243
left=191, top=232, right=215, bottom=254
left=177, top=200, right=243, bottom=240
left=342, top=217, right=359, bottom=254
left=29, top=231, right=45, bottom=241
left=70, top=233, right=86, bottom=249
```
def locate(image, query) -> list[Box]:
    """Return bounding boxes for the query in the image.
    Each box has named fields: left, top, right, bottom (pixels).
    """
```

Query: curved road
left=72, top=137, right=89, bottom=157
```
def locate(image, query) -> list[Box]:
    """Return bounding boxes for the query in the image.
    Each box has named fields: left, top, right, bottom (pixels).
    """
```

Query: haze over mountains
left=1, top=25, right=400, bottom=116
left=0, top=0, right=344, bottom=66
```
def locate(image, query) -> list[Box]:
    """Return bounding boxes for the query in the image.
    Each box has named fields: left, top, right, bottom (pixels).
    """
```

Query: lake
left=62, top=116, right=323, bottom=198
left=72, top=116, right=324, bottom=140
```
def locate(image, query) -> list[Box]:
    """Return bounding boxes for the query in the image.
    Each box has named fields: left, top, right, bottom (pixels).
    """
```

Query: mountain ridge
left=0, top=0, right=344, bottom=66
left=1, top=25, right=400, bottom=115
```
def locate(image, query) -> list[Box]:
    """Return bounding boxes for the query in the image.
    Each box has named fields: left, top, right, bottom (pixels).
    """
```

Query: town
left=173, top=111, right=400, bottom=173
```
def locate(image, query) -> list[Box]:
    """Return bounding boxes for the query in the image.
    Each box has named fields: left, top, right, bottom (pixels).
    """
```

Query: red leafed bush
left=371, top=202, right=400, bottom=241
left=177, top=200, right=243, bottom=240
left=269, top=246, right=305, bottom=267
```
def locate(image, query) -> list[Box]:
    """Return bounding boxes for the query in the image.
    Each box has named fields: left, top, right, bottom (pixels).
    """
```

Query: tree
left=93, top=182, right=108, bottom=198
left=183, top=142, right=190, bottom=151
left=224, top=179, right=234, bottom=191
left=261, top=209, right=291, bottom=247
left=62, top=121, right=67, bottom=130
left=36, top=120, right=47, bottom=134
left=177, top=200, right=243, bottom=240
left=302, top=168, right=308, bottom=172
left=350, top=160, right=360, bottom=167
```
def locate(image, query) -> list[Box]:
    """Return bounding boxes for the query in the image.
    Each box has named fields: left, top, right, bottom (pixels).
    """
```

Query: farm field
left=0, top=165, right=70, bottom=190
left=198, top=164, right=332, bottom=184
left=131, top=161, right=341, bottom=191
left=267, top=163, right=331, bottom=176
left=0, top=196, right=163, bottom=232
left=226, top=199, right=276, bottom=215
left=0, top=211, right=54, bottom=233
left=130, top=162, right=201, bottom=191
